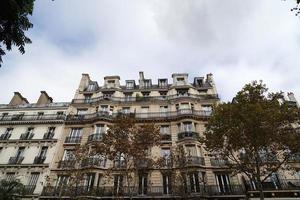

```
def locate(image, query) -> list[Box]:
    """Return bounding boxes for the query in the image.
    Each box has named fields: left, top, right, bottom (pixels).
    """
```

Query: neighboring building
left=1, top=72, right=299, bottom=200
left=0, top=91, right=68, bottom=199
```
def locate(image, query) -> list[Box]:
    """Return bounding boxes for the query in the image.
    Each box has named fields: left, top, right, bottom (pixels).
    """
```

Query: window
left=108, top=80, right=115, bottom=84
left=21, top=128, right=34, bottom=140
left=160, top=125, right=170, bottom=135
left=56, top=175, right=69, bottom=187
left=28, top=173, right=39, bottom=186
left=163, top=174, right=172, bottom=194
left=181, top=122, right=193, bottom=132
left=37, top=112, right=44, bottom=119
left=100, top=105, right=109, bottom=112
left=0, top=128, right=13, bottom=140
left=159, top=79, right=168, bottom=88
left=189, top=172, right=200, bottom=193
left=95, top=124, right=106, bottom=134
left=87, top=83, right=97, bottom=92
left=1, top=113, right=8, bottom=120
left=215, top=174, right=231, bottom=193
left=46, top=127, right=55, bottom=139
left=202, top=105, right=212, bottom=115
left=63, top=150, right=74, bottom=161
left=39, top=146, right=48, bottom=158
left=126, top=82, right=134, bottom=89
left=57, top=111, right=64, bottom=118
left=84, top=95, right=92, bottom=103
left=114, top=175, right=123, bottom=194
left=138, top=173, right=148, bottom=195
left=161, top=148, right=171, bottom=158
left=69, top=128, right=82, bottom=138
left=177, top=89, right=189, bottom=96
left=144, top=80, right=151, bottom=88
left=83, top=173, right=96, bottom=191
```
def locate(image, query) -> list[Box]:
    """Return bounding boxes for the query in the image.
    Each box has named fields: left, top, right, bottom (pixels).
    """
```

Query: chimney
left=139, top=71, right=144, bottom=80
left=78, top=73, right=90, bottom=91
left=206, top=73, right=214, bottom=83
left=36, top=91, right=53, bottom=105
left=9, top=92, right=29, bottom=106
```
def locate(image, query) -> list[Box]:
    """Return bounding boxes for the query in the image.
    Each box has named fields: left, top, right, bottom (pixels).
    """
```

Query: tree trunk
left=255, top=163, right=264, bottom=200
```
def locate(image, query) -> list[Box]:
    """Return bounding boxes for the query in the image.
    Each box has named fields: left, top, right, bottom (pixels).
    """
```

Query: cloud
left=0, top=0, right=299, bottom=103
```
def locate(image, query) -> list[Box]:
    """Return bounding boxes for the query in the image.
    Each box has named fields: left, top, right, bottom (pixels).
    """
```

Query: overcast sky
left=0, top=0, right=299, bottom=103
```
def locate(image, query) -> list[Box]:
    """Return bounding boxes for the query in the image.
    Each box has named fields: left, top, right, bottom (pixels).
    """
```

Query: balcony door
left=138, top=173, right=148, bottom=195
left=216, top=174, right=231, bottom=193
left=163, top=174, right=172, bottom=194
left=189, top=172, right=200, bottom=193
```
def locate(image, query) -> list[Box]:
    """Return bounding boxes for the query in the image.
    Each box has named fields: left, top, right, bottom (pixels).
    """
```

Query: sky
left=0, top=0, right=300, bottom=104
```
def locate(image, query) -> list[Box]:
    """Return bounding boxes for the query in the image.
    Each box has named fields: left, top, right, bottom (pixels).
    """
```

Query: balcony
left=71, top=94, right=219, bottom=104
left=34, top=156, right=46, bottom=164
left=41, top=185, right=245, bottom=198
left=64, top=136, right=81, bottom=144
left=20, top=133, right=34, bottom=140
left=8, top=156, right=24, bottom=164
left=245, top=179, right=300, bottom=191
left=210, top=158, right=230, bottom=166
left=66, top=109, right=211, bottom=123
left=186, top=156, right=205, bottom=166
left=58, top=160, right=76, bottom=169
left=113, top=160, right=126, bottom=169
left=177, top=131, right=199, bottom=141
left=87, top=134, right=102, bottom=143
left=0, top=114, right=65, bottom=123
left=81, top=157, right=106, bottom=168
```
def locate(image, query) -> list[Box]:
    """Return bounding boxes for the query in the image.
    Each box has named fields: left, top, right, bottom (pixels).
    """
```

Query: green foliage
left=0, top=178, right=24, bottom=200
left=0, top=0, right=34, bottom=66
left=203, top=81, right=300, bottom=199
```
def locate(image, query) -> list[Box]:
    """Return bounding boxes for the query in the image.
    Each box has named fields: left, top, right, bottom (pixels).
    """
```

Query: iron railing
left=177, top=131, right=199, bottom=140
left=66, top=109, right=211, bottom=122
left=20, top=133, right=34, bottom=140
left=72, top=94, right=219, bottom=104
left=33, top=156, right=46, bottom=164
left=87, top=134, right=103, bottom=142
left=0, top=133, right=11, bottom=140
left=43, top=132, right=54, bottom=139
left=64, top=136, right=81, bottom=143
left=210, top=158, right=230, bottom=166
left=58, top=160, right=76, bottom=169
left=81, top=157, right=106, bottom=168
left=0, top=114, right=65, bottom=122
left=8, top=156, right=24, bottom=164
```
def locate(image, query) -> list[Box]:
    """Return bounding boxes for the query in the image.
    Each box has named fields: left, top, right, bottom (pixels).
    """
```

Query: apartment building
left=40, top=72, right=249, bottom=199
left=1, top=72, right=299, bottom=199
left=0, top=91, right=68, bottom=199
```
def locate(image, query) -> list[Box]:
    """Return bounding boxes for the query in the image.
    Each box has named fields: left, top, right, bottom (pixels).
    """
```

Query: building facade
left=0, top=91, right=69, bottom=199
left=0, top=72, right=299, bottom=199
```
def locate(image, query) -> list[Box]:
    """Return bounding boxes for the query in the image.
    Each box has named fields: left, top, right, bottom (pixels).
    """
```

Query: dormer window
left=177, top=89, right=189, bottom=97
left=108, top=80, right=115, bottom=84
left=126, top=82, right=134, bottom=89
left=159, top=79, right=168, bottom=88
left=141, top=92, right=150, bottom=97
left=144, top=80, right=151, bottom=89
left=87, top=83, right=96, bottom=92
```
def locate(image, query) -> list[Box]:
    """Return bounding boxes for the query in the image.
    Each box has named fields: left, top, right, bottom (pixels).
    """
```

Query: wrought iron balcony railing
left=72, top=94, right=219, bottom=104
left=66, top=109, right=211, bottom=122
left=186, top=156, right=205, bottom=166
left=81, top=157, right=106, bottom=168
left=23, top=185, right=36, bottom=195
left=43, top=132, right=54, bottom=139
left=87, top=134, right=103, bottom=143
left=177, top=131, right=199, bottom=140
left=0, top=114, right=65, bottom=122
left=8, top=156, right=24, bottom=164
left=210, top=158, right=230, bottom=166
left=64, top=136, right=81, bottom=144
left=20, top=133, right=34, bottom=140
left=41, top=184, right=244, bottom=197
left=34, top=156, right=46, bottom=164
left=58, top=160, right=76, bottom=169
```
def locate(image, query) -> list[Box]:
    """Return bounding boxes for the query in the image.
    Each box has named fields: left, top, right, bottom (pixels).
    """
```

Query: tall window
left=95, top=124, right=106, bottom=134
left=84, top=95, right=92, bottom=103
left=1, top=128, right=13, bottom=140
left=56, top=175, right=69, bottom=187
left=189, top=172, right=200, bottom=193
left=181, top=122, right=193, bottom=132
left=83, top=173, right=95, bottom=191
left=39, top=146, right=48, bottom=158
left=28, top=173, right=39, bottom=187
left=63, top=150, right=74, bottom=161
left=69, top=128, right=82, bottom=138
left=215, top=174, right=231, bottom=193
left=126, top=82, right=134, bottom=89
left=160, top=125, right=170, bottom=135
left=114, top=175, right=123, bottom=194
left=163, top=174, right=172, bottom=194
left=45, top=127, right=55, bottom=139
left=16, top=147, right=25, bottom=158
left=138, top=173, right=148, bottom=195
left=186, top=145, right=197, bottom=157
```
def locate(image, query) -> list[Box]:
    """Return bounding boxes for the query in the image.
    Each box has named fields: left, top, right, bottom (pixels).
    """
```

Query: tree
left=0, top=0, right=34, bottom=66
left=0, top=178, right=24, bottom=200
left=96, top=114, right=160, bottom=199
left=202, top=81, right=300, bottom=200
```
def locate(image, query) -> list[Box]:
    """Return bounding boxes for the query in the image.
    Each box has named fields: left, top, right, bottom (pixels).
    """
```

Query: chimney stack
left=37, top=91, right=53, bottom=105
left=9, top=92, right=29, bottom=106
